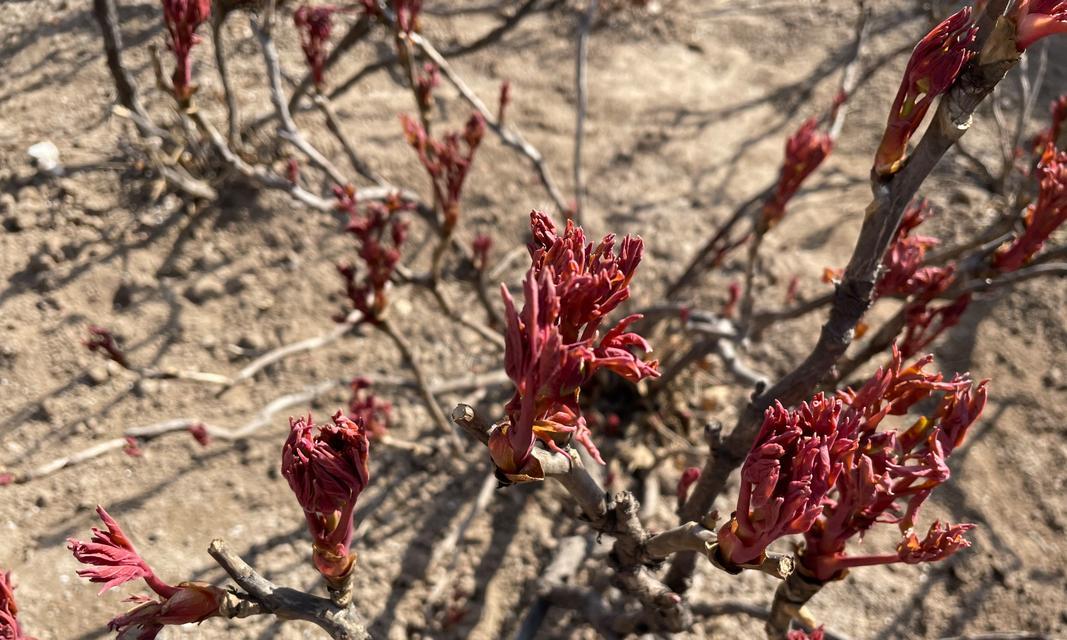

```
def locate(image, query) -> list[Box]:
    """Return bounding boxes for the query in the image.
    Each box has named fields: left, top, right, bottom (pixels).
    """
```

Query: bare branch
left=208, top=539, right=370, bottom=639
left=91, top=0, right=145, bottom=118
left=212, top=15, right=241, bottom=146
left=410, top=33, right=569, bottom=215
left=252, top=15, right=351, bottom=188
left=219, top=311, right=364, bottom=396
left=379, top=319, right=462, bottom=448
left=325, top=0, right=546, bottom=106
left=572, top=0, right=598, bottom=223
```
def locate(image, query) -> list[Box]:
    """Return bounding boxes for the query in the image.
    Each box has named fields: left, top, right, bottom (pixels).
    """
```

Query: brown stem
left=92, top=0, right=144, bottom=116
left=212, top=15, right=241, bottom=146
left=833, top=304, right=908, bottom=384
left=208, top=540, right=370, bottom=639
left=411, top=33, right=569, bottom=215
left=451, top=404, right=793, bottom=633
left=766, top=570, right=828, bottom=639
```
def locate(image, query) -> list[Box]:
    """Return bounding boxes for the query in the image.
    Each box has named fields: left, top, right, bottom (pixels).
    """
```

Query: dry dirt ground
left=1, top=0, right=1066, bottom=638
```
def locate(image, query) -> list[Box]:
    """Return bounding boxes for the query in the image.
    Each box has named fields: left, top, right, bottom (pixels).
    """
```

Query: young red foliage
left=472, top=233, right=493, bottom=273
left=761, top=118, right=833, bottom=230
left=1014, top=0, right=1067, bottom=50
left=68, top=507, right=226, bottom=638
left=676, top=467, right=701, bottom=510
left=401, top=113, right=486, bottom=240
left=717, top=394, right=853, bottom=566
left=787, top=627, right=825, bottom=640
left=84, top=325, right=128, bottom=368
left=336, top=189, right=410, bottom=324
left=798, top=349, right=986, bottom=581
left=294, top=4, right=341, bottom=90
left=874, top=8, right=977, bottom=175
left=994, top=147, right=1067, bottom=271
left=489, top=212, right=659, bottom=481
left=1, top=572, right=34, bottom=640
left=1032, top=95, right=1067, bottom=154
left=160, top=0, right=211, bottom=103
left=348, top=377, right=391, bottom=440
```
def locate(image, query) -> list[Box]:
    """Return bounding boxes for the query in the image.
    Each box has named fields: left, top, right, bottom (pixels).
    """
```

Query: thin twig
left=209, top=539, right=370, bottom=639
left=411, top=32, right=569, bottom=215
left=218, top=311, right=364, bottom=396
left=323, top=0, right=546, bottom=106
left=252, top=15, right=351, bottom=188
left=572, top=0, right=598, bottom=223
left=379, top=318, right=462, bottom=448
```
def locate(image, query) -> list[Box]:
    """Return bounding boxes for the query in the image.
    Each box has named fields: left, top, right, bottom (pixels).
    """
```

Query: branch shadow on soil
left=0, top=2, right=161, bottom=107
left=366, top=463, right=497, bottom=637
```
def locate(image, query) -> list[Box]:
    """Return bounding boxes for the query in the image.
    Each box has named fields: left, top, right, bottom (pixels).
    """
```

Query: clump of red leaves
left=348, top=377, right=392, bottom=440
left=875, top=201, right=952, bottom=300
left=676, top=467, right=701, bottom=511
left=993, top=146, right=1067, bottom=271
left=874, top=8, right=977, bottom=175
left=335, top=189, right=410, bottom=324
left=68, top=506, right=227, bottom=638
left=84, top=325, right=129, bottom=368
left=390, top=0, right=422, bottom=35
left=281, top=412, right=370, bottom=588
left=1032, top=95, right=1067, bottom=154
left=414, top=62, right=439, bottom=115
left=161, top=0, right=211, bottom=103
left=825, top=201, right=968, bottom=359
left=717, top=394, right=852, bottom=566
left=1013, top=0, right=1067, bottom=50
left=798, top=348, right=986, bottom=582
left=488, top=212, right=660, bottom=481
left=472, top=233, right=493, bottom=273
left=787, top=627, right=826, bottom=640
left=1, top=571, right=34, bottom=640
left=760, top=118, right=833, bottom=230
left=294, top=4, right=343, bottom=90
left=401, top=113, right=486, bottom=244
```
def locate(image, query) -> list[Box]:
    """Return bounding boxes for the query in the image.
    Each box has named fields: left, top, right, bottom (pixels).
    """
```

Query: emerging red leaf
left=160, top=0, right=211, bottom=103
left=874, top=8, right=977, bottom=175
left=993, top=147, right=1067, bottom=271
left=1014, top=0, right=1067, bottom=50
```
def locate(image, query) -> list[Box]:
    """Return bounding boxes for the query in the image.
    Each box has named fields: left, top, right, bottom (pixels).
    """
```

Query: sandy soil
left=1, top=0, right=1066, bottom=638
